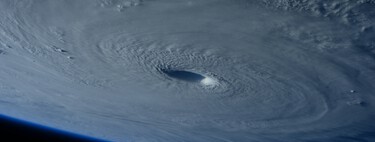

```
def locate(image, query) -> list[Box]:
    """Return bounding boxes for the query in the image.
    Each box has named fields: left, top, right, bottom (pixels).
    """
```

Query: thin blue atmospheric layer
left=0, top=114, right=108, bottom=142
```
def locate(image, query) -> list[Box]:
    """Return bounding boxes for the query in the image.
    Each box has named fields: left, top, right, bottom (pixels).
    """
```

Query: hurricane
left=0, top=0, right=374, bottom=141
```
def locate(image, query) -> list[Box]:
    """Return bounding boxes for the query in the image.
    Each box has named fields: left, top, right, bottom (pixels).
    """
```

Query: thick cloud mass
left=0, top=0, right=375, bottom=141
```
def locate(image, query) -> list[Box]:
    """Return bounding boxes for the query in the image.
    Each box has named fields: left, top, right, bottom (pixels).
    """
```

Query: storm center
left=162, top=70, right=205, bottom=82
left=161, top=69, right=219, bottom=87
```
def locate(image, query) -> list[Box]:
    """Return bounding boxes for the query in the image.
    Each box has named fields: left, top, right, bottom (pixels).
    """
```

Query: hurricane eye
left=161, top=70, right=205, bottom=82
